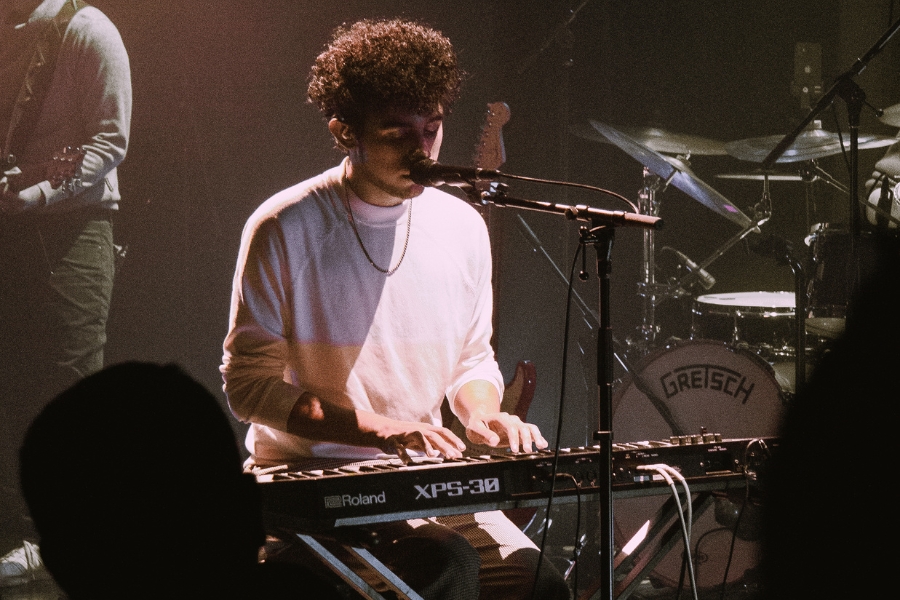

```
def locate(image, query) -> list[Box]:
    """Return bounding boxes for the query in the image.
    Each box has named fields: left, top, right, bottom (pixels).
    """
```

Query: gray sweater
left=1, top=0, right=131, bottom=213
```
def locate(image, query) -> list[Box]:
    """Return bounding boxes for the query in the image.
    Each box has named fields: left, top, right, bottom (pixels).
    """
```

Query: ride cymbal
left=726, top=125, right=897, bottom=163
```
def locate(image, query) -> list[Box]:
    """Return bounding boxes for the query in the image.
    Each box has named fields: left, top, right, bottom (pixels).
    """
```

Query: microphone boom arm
left=479, top=185, right=662, bottom=230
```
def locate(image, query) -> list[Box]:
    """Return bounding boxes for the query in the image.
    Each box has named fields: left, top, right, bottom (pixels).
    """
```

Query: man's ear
left=328, top=118, right=356, bottom=150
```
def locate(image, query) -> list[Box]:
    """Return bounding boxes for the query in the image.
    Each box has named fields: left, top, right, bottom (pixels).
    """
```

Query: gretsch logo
left=660, top=363, right=755, bottom=403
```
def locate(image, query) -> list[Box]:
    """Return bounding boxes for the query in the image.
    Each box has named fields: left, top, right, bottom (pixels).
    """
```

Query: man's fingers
left=530, top=424, right=549, bottom=449
left=388, top=426, right=464, bottom=460
left=466, top=419, right=500, bottom=447
left=419, top=428, right=464, bottom=459
left=469, top=413, right=550, bottom=454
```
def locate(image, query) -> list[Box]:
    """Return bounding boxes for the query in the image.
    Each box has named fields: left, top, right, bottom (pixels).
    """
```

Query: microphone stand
left=479, top=185, right=661, bottom=600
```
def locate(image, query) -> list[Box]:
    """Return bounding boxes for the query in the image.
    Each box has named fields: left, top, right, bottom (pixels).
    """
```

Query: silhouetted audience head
left=760, top=233, right=897, bottom=599
left=19, top=362, right=301, bottom=599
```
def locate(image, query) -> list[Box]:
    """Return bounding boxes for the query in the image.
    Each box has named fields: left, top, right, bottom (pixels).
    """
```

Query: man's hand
left=287, top=392, right=467, bottom=462
left=373, top=416, right=467, bottom=461
left=0, top=179, right=44, bottom=215
left=464, top=410, right=548, bottom=454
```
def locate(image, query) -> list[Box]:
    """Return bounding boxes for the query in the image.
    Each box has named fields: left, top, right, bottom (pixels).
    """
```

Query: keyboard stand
left=295, top=533, right=424, bottom=600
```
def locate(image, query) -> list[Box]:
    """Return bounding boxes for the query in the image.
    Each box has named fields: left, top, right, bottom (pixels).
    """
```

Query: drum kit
left=577, top=113, right=899, bottom=591
left=578, top=114, right=898, bottom=405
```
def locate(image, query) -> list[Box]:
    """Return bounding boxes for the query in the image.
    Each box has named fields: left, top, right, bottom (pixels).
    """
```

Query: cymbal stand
left=629, top=167, right=680, bottom=358
left=799, top=160, right=849, bottom=195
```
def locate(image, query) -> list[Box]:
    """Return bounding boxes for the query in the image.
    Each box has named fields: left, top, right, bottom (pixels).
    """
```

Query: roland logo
left=324, top=491, right=387, bottom=509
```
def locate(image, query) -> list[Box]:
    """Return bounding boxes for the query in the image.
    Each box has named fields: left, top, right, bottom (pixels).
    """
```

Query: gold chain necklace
left=340, top=168, right=412, bottom=276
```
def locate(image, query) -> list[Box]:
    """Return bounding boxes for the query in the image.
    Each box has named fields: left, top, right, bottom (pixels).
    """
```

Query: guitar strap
left=3, top=0, right=89, bottom=167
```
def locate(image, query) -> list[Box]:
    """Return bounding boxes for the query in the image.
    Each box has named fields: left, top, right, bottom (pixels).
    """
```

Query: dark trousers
left=0, top=209, right=115, bottom=553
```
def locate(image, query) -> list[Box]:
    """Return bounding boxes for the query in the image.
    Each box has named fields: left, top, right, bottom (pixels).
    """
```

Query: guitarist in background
left=0, top=0, right=131, bottom=586
left=222, top=18, right=569, bottom=600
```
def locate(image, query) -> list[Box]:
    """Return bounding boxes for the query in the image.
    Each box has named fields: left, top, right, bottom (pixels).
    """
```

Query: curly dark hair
left=308, top=18, right=463, bottom=131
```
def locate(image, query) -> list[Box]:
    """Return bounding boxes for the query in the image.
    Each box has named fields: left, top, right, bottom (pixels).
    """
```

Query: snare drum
left=692, top=291, right=796, bottom=356
left=613, top=339, right=786, bottom=589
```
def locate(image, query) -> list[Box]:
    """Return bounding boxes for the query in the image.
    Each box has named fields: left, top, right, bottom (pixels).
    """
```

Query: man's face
left=345, top=106, right=444, bottom=206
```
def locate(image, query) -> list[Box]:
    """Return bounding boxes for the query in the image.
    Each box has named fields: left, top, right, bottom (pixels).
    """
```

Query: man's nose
left=412, top=132, right=434, bottom=156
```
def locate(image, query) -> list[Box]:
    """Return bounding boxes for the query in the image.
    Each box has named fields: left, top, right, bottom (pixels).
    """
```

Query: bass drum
left=613, top=340, right=787, bottom=590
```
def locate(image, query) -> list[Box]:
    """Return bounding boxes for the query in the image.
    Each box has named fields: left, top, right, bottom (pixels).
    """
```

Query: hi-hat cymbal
left=574, top=122, right=728, bottom=155
left=717, top=171, right=804, bottom=181
left=726, top=126, right=898, bottom=163
left=589, top=120, right=753, bottom=228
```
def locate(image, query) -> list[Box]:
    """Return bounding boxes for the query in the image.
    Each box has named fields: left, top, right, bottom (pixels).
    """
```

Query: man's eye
left=424, top=129, right=439, bottom=139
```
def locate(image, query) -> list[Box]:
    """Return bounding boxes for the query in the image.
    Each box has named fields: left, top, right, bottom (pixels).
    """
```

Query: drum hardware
left=724, top=119, right=898, bottom=163
left=715, top=161, right=850, bottom=193
left=761, top=17, right=900, bottom=333
left=627, top=167, right=667, bottom=356
left=585, top=120, right=756, bottom=361
left=664, top=215, right=769, bottom=308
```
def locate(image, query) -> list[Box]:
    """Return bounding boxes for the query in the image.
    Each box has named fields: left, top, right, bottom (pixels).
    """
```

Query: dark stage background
left=94, top=0, right=900, bottom=453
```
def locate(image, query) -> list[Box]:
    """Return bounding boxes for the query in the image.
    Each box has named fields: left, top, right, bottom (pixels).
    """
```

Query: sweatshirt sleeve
left=39, top=8, right=131, bottom=207
left=221, top=213, right=305, bottom=432
left=445, top=212, right=504, bottom=407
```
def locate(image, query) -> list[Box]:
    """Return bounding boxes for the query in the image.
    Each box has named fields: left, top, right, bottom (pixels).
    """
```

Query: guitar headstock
left=2, top=146, right=86, bottom=194
left=473, top=102, right=511, bottom=172
left=47, top=146, right=86, bottom=191
left=470, top=102, right=511, bottom=201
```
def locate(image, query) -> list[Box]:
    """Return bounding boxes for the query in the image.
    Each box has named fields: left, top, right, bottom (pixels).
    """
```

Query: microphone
left=671, top=249, right=716, bottom=290
left=408, top=151, right=502, bottom=188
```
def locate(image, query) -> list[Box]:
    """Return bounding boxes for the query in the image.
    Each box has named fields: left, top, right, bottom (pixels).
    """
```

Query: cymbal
left=573, top=122, right=728, bottom=155
left=717, top=171, right=804, bottom=181
left=589, top=120, right=753, bottom=228
left=880, top=101, right=900, bottom=127
left=726, top=126, right=898, bottom=163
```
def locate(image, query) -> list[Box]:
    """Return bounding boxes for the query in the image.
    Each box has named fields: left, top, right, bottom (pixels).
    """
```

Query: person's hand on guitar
left=0, top=176, right=45, bottom=214
left=1, top=146, right=85, bottom=214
